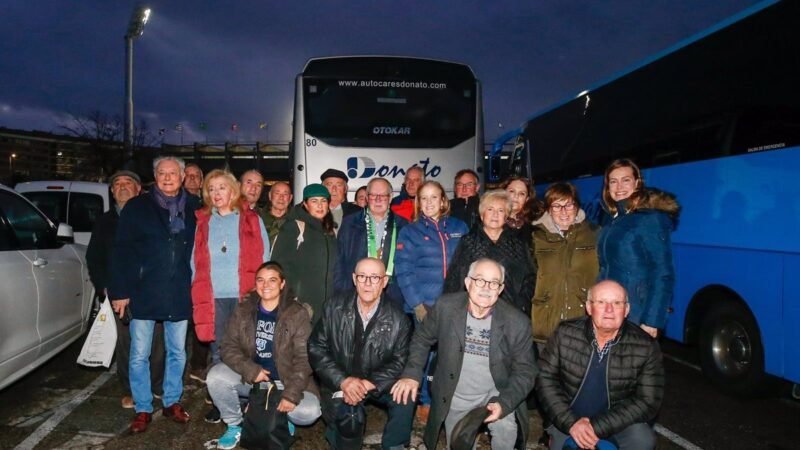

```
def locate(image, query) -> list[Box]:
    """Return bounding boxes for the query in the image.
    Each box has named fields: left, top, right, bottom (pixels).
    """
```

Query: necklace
left=221, top=239, right=227, bottom=253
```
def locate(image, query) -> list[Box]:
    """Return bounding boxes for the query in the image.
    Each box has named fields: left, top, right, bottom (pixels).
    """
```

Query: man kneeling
left=206, top=262, right=321, bottom=449
left=536, top=280, right=664, bottom=450
left=308, top=257, right=414, bottom=450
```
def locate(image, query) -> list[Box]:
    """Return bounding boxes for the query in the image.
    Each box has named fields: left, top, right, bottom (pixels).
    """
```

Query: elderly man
left=240, top=169, right=265, bottom=212
left=262, top=181, right=293, bottom=247
left=321, top=168, right=361, bottom=231
left=87, top=170, right=165, bottom=409
left=110, top=156, right=201, bottom=433
left=183, top=163, right=204, bottom=197
left=390, top=166, right=424, bottom=221
left=309, top=257, right=414, bottom=450
left=449, top=169, right=480, bottom=230
left=335, top=177, right=407, bottom=309
left=536, top=280, right=664, bottom=450
left=392, top=258, right=537, bottom=450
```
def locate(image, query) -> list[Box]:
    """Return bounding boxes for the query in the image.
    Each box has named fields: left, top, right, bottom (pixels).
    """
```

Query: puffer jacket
left=308, top=291, right=412, bottom=396
left=597, top=189, right=680, bottom=329
left=443, top=226, right=536, bottom=315
left=270, top=206, right=337, bottom=327
left=531, top=209, right=599, bottom=343
left=220, top=292, right=319, bottom=406
left=536, top=317, right=664, bottom=438
left=395, top=215, right=468, bottom=312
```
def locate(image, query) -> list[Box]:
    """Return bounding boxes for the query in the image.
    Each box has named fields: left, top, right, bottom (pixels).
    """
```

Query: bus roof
left=519, top=0, right=780, bottom=126
left=301, top=55, right=477, bottom=79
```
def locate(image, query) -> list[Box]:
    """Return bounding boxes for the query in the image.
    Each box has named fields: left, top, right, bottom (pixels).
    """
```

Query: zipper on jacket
left=432, top=219, right=449, bottom=280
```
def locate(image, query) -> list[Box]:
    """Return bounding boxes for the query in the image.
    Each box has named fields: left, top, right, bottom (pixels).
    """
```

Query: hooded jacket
left=597, top=189, right=680, bottom=329
left=531, top=209, right=599, bottom=343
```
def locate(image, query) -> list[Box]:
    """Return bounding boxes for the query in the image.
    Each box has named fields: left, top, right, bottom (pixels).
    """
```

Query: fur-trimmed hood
left=635, top=188, right=681, bottom=222
left=533, top=208, right=588, bottom=234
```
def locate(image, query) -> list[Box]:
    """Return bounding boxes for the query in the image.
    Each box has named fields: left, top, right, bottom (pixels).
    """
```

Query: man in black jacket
left=536, top=280, right=664, bottom=450
left=86, top=170, right=164, bottom=410
left=308, top=257, right=414, bottom=450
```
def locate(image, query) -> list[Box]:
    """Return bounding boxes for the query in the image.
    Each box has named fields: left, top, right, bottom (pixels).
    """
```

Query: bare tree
left=59, top=110, right=123, bottom=142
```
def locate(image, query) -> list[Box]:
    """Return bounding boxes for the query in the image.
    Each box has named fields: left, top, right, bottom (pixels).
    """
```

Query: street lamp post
left=123, top=5, right=151, bottom=167
left=8, top=153, right=17, bottom=184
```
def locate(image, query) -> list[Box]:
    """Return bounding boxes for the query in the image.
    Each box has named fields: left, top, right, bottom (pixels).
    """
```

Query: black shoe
left=204, top=406, right=221, bottom=424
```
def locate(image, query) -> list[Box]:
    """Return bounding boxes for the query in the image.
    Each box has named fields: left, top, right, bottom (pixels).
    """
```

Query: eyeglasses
left=550, top=203, right=576, bottom=212
left=469, top=277, right=503, bottom=290
left=590, top=299, right=627, bottom=309
left=355, top=274, right=385, bottom=284
left=455, top=182, right=477, bottom=189
left=367, top=193, right=390, bottom=201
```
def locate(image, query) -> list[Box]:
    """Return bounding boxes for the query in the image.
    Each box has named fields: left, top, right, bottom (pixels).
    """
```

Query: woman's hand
left=254, top=369, right=271, bottom=383
left=276, top=398, right=296, bottom=413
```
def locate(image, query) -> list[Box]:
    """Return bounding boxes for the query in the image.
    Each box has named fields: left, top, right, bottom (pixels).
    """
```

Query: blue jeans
left=209, top=297, right=238, bottom=367
left=548, top=423, right=655, bottom=450
left=320, top=389, right=415, bottom=450
left=130, top=319, right=187, bottom=413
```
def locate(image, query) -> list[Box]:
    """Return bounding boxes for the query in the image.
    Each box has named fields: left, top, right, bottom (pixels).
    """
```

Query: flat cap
left=109, top=170, right=141, bottom=186
left=320, top=168, right=348, bottom=182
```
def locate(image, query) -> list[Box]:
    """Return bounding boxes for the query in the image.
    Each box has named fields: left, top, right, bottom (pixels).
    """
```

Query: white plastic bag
left=77, top=296, right=118, bottom=367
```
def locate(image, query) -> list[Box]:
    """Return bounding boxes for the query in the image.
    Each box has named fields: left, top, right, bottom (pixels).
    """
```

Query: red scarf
left=191, top=208, right=264, bottom=342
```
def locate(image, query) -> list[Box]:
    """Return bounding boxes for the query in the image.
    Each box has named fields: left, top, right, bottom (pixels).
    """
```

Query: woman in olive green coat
left=531, top=182, right=599, bottom=346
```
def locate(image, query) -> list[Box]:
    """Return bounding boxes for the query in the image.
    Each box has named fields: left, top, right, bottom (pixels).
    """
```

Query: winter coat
left=270, top=206, right=337, bottom=326
left=220, top=292, right=319, bottom=406
left=400, top=292, right=538, bottom=450
left=597, top=189, right=680, bottom=329
left=86, top=207, right=119, bottom=294
left=449, top=195, right=481, bottom=231
left=308, top=291, right=412, bottom=396
left=531, top=210, right=599, bottom=343
left=334, top=209, right=408, bottom=306
left=443, top=226, right=536, bottom=315
left=535, top=317, right=664, bottom=438
left=395, top=215, right=468, bottom=312
left=191, top=208, right=266, bottom=342
left=109, top=190, right=200, bottom=321
left=390, top=188, right=415, bottom=222
left=256, top=206, right=288, bottom=249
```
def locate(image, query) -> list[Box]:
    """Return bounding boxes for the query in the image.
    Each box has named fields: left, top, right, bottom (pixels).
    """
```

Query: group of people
left=84, top=155, right=679, bottom=450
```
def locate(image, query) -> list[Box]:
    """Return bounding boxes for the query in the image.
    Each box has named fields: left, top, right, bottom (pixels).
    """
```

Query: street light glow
left=126, top=6, right=152, bottom=39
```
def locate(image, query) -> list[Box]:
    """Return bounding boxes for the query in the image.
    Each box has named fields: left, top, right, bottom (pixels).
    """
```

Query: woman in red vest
left=191, top=169, right=270, bottom=367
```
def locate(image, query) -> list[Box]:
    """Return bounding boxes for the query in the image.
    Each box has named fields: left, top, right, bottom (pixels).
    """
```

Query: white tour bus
left=292, top=55, right=484, bottom=197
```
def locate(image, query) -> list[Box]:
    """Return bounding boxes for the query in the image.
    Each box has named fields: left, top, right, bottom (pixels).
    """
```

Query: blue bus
left=497, top=0, right=800, bottom=395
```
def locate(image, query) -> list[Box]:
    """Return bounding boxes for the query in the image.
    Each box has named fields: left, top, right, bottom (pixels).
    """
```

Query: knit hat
left=109, top=170, right=141, bottom=186
left=303, top=183, right=331, bottom=200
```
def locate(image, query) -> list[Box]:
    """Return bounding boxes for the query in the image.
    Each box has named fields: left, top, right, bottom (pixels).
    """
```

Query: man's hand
left=341, top=377, right=368, bottom=406
left=390, top=378, right=419, bottom=405
left=640, top=324, right=658, bottom=338
left=484, top=402, right=503, bottom=423
left=360, top=379, right=377, bottom=393
left=254, top=369, right=271, bottom=383
left=276, top=398, right=297, bottom=413
left=111, top=299, right=129, bottom=318
left=414, top=304, right=428, bottom=322
left=569, top=417, right=599, bottom=449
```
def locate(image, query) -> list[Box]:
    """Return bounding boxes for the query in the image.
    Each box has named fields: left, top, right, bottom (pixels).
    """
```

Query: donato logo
left=346, top=157, right=442, bottom=180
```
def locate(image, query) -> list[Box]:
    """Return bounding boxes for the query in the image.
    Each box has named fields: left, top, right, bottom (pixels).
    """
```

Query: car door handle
left=33, top=258, right=48, bottom=268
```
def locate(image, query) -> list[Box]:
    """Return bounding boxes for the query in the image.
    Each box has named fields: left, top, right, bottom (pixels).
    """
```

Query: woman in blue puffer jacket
left=395, top=180, right=468, bottom=422
left=598, top=158, right=680, bottom=338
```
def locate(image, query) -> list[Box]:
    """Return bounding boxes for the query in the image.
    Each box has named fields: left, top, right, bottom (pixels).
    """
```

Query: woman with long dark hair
left=271, top=183, right=337, bottom=326
left=598, top=158, right=680, bottom=338
left=501, top=176, right=544, bottom=248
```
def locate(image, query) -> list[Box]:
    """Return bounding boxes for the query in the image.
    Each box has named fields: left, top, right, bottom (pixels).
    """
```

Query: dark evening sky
left=0, top=0, right=758, bottom=145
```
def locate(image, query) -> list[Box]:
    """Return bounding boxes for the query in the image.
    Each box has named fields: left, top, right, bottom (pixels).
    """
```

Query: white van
left=15, top=181, right=110, bottom=246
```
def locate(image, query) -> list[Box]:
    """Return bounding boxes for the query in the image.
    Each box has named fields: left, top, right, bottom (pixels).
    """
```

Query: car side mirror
left=56, top=223, right=75, bottom=244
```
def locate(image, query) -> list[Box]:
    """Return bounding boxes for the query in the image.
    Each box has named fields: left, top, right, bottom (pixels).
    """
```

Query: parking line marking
left=663, top=353, right=702, bottom=372
left=655, top=423, right=704, bottom=450
left=13, top=367, right=114, bottom=450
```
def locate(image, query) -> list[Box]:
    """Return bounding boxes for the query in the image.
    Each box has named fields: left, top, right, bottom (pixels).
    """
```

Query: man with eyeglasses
left=450, top=169, right=481, bottom=230
left=335, top=177, right=408, bottom=309
left=309, top=257, right=414, bottom=450
left=536, top=280, right=664, bottom=450
left=391, top=258, right=537, bottom=450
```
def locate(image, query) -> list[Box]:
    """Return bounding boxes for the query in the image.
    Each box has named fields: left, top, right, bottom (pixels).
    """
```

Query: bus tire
left=698, top=302, right=767, bottom=396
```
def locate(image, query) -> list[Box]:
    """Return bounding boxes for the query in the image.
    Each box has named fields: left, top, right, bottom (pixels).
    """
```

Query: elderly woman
left=192, top=169, right=270, bottom=365
left=271, top=183, right=338, bottom=326
left=206, top=261, right=321, bottom=450
left=598, top=158, right=680, bottom=338
left=443, top=190, right=536, bottom=314
left=501, top=176, right=544, bottom=248
left=531, top=182, right=599, bottom=346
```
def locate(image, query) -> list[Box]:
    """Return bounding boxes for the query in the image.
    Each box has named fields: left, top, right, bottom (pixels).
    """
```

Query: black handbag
left=240, top=382, right=290, bottom=450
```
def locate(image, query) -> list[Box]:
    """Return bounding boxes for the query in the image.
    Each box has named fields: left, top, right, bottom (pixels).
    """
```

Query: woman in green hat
left=271, top=183, right=337, bottom=326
